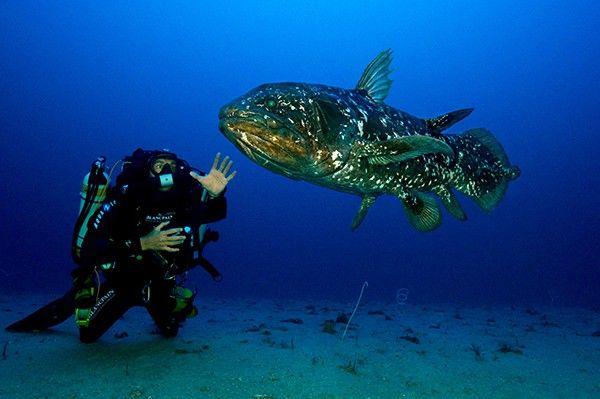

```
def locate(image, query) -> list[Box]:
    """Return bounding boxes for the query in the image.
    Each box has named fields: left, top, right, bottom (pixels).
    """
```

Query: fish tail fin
left=399, top=192, right=442, bottom=232
left=449, top=128, right=520, bottom=212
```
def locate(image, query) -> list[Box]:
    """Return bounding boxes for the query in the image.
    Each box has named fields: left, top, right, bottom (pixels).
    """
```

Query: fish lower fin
left=451, top=128, right=520, bottom=212
left=351, top=195, right=377, bottom=230
left=353, top=135, right=454, bottom=165
left=427, top=108, right=474, bottom=133
left=400, top=192, right=442, bottom=232
left=433, top=186, right=467, bottom=221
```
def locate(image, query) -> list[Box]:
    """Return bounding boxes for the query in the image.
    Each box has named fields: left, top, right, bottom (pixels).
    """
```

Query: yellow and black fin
left=351, top=195, right=377, bottom=230
left=355, top=49, right=394, bottom=104
left=433, top=186, right=467, bottom=221
left=5, top=289, right=76, bottom=332
left=400, top=192, right=442, bottom=232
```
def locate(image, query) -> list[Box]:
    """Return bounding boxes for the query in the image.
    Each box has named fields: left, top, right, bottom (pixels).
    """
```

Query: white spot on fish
left=358, top=108, right=369, bottom=121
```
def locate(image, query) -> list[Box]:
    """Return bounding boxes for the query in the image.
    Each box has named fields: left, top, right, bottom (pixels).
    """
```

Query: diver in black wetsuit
left=6, top=149, right=236, bottom=343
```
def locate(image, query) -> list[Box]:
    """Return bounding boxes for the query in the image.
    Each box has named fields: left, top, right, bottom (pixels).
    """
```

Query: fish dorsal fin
left=352, top=135, right=454, bottom=165
left=356, top=49, right=394, bottom=104
left=427, top=108, right=474, bottom=132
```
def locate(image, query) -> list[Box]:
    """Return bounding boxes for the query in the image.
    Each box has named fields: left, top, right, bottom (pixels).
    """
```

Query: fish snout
left=219, top=105, right=239, bottom=119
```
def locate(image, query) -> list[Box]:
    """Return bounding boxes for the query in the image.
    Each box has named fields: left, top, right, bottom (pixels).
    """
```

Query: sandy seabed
left=0, top=293, right=598, bottom=399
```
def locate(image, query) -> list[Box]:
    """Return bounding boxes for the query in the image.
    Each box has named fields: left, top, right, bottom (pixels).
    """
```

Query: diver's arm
left=187, top=154, right=235, bottom=224
left=79, top=198, right=143, bottom=267
left=187, top=187, right=227, bottom=226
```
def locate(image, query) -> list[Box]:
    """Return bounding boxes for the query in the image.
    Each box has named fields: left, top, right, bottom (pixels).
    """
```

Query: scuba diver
left=6, top=149, right=236, bottom=342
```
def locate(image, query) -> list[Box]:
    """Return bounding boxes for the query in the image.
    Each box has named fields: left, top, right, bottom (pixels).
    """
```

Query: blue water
left=1, top=1, right=598, bottom=308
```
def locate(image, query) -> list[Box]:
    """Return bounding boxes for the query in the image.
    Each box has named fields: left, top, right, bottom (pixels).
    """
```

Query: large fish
left=219, top=50, right=520, bottom=231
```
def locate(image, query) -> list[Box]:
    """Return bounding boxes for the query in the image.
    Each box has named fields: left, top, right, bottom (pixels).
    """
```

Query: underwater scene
left=1, top=1, right=598, bottom=398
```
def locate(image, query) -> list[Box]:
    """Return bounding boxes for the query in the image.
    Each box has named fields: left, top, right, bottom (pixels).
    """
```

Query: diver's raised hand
left=190, top=152, right=237, bottom=197
left=139, top=222, right=185, bottom=253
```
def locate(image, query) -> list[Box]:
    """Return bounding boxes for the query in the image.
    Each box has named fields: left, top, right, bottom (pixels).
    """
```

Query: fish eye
left=266, top=99, right=277, bottom=109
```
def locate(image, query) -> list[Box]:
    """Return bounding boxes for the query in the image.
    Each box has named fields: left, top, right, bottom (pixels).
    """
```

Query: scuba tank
left=71, top=157, right=110, bottom=263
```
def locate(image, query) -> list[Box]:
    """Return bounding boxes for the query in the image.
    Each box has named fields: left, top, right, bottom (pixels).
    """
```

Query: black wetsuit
left=72, top=181, right=226, bottom=343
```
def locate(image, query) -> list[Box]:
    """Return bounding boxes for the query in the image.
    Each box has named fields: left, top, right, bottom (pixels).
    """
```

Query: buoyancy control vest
left=71, top=149, right=222, bottom=280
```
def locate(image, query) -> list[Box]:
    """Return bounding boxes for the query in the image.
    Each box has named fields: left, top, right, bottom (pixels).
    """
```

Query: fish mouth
left=218, top=109, right=305, bottom=176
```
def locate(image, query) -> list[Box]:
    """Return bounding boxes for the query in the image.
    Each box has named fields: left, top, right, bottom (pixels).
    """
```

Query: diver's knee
left=159, top=325, right=180, bottom=338
left=79, top=328, right=100, bottom=343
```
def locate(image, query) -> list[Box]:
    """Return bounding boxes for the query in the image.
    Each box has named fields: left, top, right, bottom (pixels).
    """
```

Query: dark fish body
left=219, top=50, right=520, bottom=231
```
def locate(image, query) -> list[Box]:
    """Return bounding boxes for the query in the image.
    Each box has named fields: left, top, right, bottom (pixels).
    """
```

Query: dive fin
left=356, top=49, right=393, bottom=104
left=427, top=108, right=474, bottom=133
left=351, top=195, right=377, bottom=230
left=5, top=288, right=75, bottom=332
left=400, top=192, right=442, bottom=232
left=354, top=135, right=454, bottom=165
left=433, top=186, right=467, bottom=221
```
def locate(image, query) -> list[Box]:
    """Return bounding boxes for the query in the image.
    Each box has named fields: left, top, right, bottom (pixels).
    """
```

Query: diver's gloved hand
left=190, top=152, right=236, bottom=197
left=140, top=222, right=185, bottom=253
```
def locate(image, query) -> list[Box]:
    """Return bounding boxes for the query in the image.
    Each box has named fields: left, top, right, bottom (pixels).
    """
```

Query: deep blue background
left=1, top=1, right=598, bottom=307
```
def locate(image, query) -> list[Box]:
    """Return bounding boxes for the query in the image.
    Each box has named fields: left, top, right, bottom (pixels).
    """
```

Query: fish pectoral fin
left=355, top=49, right=393, bottom=104
left=351, top=195, right=377, bottom=231
left=399, top=192, right=442, bottom=232
left=354, top=135, right=454, bottom=165
left=433, top=186, right=467, bottom=221
left=427, top=108, right=474, bottom=133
